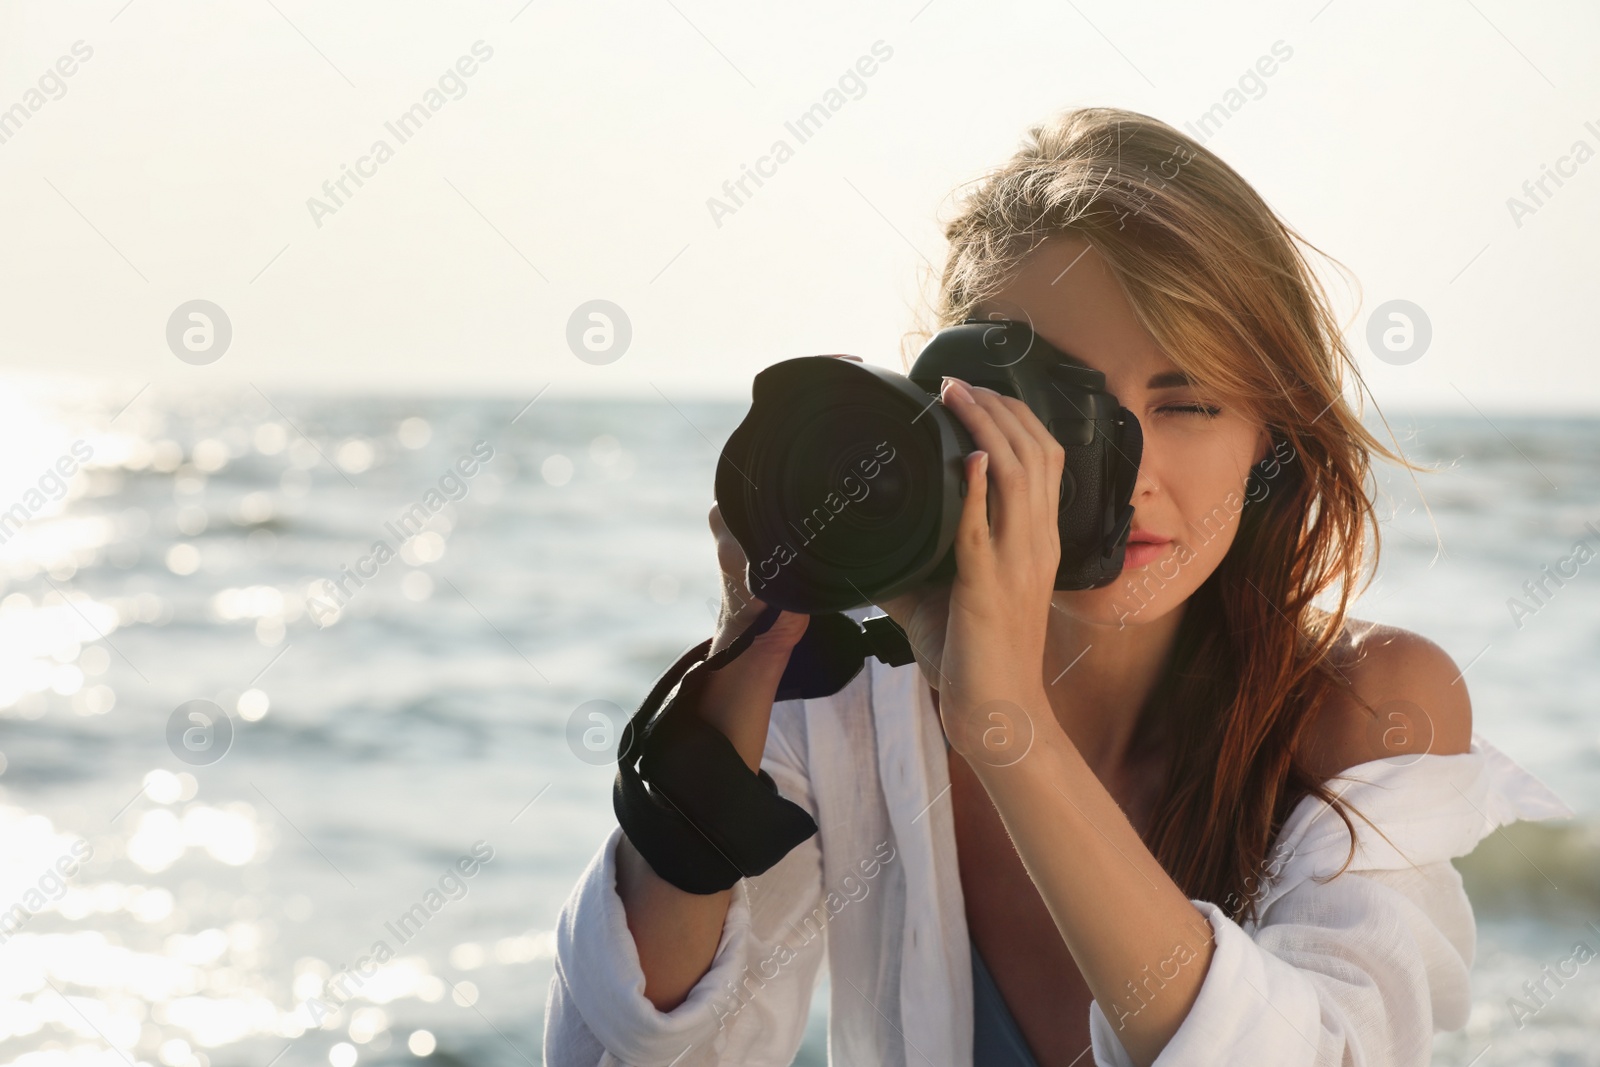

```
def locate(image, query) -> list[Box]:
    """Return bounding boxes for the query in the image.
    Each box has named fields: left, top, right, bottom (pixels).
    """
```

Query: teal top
left=970, top=934, right=1042, bottom=1066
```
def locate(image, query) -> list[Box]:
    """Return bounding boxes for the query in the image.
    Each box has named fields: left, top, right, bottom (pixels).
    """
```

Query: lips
left=1124, top=526, right=1173, bottom=569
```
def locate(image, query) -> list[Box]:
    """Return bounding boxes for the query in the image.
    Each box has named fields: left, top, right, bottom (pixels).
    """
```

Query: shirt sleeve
left=542, top=697, right=828, bottom=1067
left=1087, top=859, right=1477, bottom=1067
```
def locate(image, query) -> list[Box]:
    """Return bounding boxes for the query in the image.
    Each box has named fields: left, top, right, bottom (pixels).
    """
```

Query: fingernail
left=941, top=377, right=973, bottom=404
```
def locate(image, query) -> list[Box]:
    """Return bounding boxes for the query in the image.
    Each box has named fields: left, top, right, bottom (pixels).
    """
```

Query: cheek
left=1167, top=430, right=1259, bottom=554
left=1171, top=498, right=1243, bottom=580
left=1160, top=420, right=1255, bottom=502
left=1053, top=422, right=1260, bottom=627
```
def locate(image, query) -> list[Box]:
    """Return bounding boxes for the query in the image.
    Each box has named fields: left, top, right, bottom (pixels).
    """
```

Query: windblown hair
left=909, top=106, right=1430, bottom=925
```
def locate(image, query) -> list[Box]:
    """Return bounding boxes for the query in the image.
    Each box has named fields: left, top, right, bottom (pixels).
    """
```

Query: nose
left=1128, top=432, right=1158, bottom=502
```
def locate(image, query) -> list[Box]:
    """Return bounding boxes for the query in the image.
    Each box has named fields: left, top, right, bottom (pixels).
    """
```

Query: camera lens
left=715, top=320, right=1144, bottom=612
left=717, top=357, right=965, bottom=613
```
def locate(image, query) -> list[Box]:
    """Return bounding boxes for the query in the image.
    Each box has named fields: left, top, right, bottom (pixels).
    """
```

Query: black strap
left=612, top=606, right=913, bottom=894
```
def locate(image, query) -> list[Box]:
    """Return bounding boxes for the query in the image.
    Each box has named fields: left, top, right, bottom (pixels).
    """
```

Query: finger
left=958, top=386, right=1045, bottom=544
left=991, top=392, right=1066, bottom=524
left=996, top=392, right=1061, bottom=462
left=969, top=386, right=1047, bottom=486
left=941, top=378, right=1020, bottom=474
left=953, top=449, right=994, bottom=584
left=966, top=389, right=1067, bottom=547
left=970, top=387, right=1040, bottom=451
left=940, top=380, right=1029, bottom=546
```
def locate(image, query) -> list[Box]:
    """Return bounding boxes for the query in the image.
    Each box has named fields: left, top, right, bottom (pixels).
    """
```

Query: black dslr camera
left=711, top=318, right=1145, bottom=697
left=608, top=319, right=1146, bottom=898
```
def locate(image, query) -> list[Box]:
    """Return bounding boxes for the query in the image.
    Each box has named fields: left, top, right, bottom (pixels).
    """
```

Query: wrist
left=962, top=714, right=1085, bottom=815
left=710, top=607, right=807, bottom=660
left=942, top=686, right=1053, bottom=769
left=692, top=646, right=790, bottom=769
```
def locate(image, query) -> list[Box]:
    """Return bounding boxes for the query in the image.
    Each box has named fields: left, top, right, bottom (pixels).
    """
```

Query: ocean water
left=0, top=384, right=1596, bottom=1067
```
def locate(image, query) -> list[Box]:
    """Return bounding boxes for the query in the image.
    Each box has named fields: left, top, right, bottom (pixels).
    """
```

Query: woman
left=542, top=107, right=1571, bottom=1066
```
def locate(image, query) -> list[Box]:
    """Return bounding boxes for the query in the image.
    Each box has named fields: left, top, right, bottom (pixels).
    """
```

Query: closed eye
left=1158, top=403, right=1222, bottom=417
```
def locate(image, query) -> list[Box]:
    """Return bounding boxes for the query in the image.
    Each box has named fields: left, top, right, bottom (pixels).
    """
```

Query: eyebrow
left=1052, top=347, right=1195, bottom=390
left=967, top=312, right=1197, bottom=389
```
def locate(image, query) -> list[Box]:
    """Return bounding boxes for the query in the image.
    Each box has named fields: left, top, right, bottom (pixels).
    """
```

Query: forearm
left=968, top=693, right=1216, bottom=1067
left=614, top=629, right=795, bottom=1010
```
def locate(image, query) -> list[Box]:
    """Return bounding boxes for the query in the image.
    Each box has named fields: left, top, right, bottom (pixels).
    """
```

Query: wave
left=1455, top=817, right=1600, bottom=917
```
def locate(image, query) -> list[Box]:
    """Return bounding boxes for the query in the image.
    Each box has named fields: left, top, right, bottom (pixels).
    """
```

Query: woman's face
left=972, top=233, right=1272, bottom=630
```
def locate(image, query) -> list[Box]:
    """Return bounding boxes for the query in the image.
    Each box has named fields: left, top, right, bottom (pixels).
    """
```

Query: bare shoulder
left=1296, top=617, right=1475, bottom=780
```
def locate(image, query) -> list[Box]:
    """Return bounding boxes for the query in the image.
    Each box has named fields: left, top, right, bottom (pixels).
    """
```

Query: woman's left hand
left=888, top=382, right=1218, bottom=1067
left=881, top=376, right=1065, bottom=759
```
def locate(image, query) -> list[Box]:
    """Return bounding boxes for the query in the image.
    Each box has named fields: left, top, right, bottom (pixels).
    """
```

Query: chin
left=1052, top=585, right=1169, bottom=629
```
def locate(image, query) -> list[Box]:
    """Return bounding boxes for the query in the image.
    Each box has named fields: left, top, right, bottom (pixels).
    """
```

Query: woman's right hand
left=708, top=500, right=810, bottom=659
left=615, top=357, right=867, bottom=1011
left=699, top=354, right=870, bottom=765
left=698, top=501, right=808, bottom=771
left=615, top=505, right=805, bottom=1006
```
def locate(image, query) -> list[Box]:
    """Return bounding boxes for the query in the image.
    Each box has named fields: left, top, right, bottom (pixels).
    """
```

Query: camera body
left=907, top=317, right=1143, bottom=585
left=715, top=317, right=1144, bottom=615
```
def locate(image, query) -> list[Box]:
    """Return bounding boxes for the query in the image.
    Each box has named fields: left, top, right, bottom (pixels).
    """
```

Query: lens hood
left=715, top=355, right=970, bottom=614
left=715, top=320, right=1143, bottom=616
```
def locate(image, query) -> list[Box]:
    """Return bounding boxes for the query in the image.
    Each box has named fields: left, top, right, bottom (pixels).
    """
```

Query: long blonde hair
left=910, top=106, right=1431, bottom=923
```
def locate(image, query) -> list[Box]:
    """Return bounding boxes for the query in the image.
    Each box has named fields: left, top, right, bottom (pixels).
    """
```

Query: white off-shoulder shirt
left=543, top=624, right=1574, bottom=1067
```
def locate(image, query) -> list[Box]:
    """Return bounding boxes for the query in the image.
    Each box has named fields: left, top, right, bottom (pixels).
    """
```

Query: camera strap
left=612, top=605, right=914, bottom=894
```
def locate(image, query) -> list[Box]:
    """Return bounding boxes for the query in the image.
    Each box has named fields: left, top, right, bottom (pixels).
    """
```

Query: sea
left=0, top=383, right=1596, bottom=1067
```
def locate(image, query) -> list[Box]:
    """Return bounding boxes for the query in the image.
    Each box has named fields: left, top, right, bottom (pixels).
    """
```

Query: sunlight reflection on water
left=0, top=381, right=1595, bottom=1067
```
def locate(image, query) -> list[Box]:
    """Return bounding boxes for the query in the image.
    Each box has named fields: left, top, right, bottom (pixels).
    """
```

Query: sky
left=0, top=0, right=1596, bottom=410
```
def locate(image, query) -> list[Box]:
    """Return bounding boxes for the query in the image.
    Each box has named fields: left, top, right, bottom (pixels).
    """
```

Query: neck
left=1039, top=597, right=1186, bottom=776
